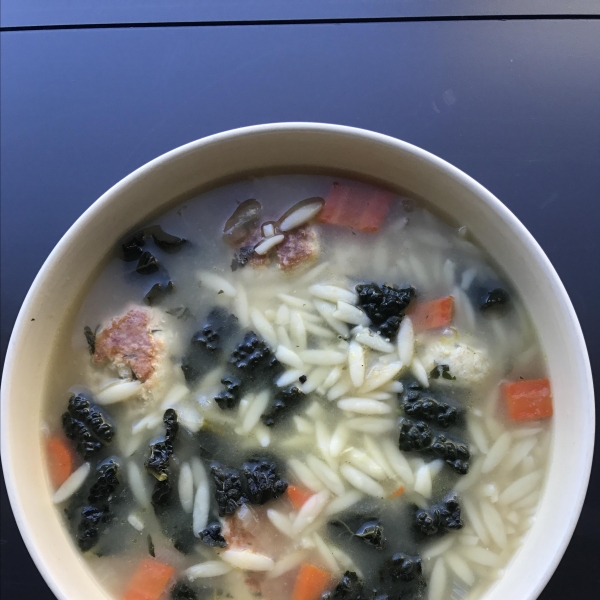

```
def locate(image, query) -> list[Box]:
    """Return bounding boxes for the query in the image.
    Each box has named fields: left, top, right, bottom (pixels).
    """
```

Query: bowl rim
left=1, top=122, right=595, bottom=600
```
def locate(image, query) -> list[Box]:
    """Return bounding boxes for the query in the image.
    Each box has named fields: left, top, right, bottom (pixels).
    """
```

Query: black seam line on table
left=2, top=14, right=600, bottom=32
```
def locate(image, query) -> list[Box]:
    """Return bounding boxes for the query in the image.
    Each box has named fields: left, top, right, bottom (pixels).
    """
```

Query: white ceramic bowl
left=1, top=123, right=594, bottom=600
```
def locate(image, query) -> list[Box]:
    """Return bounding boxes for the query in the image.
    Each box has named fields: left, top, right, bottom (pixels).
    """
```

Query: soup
left=43, top=174, right=553, bottom=600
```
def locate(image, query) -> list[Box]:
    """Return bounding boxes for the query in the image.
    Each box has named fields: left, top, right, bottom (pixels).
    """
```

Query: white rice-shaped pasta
left=277, top=325, right=294, bottom=349
left=288, top=458, right=325, bottom=492
left=313, top=533, right=341, bottom=575
left=307, top=455, right=345, bottom=496
left=443, top=259, right=456, bottom=288
left=120, top=432, right=144, bottom=458
left=505, top=437, right=538, bottom=471
left=254, top=234, right=285, bottom=255
left=250, top=309, right=278, bottom=348
left=423, top=537, right=454, bottom=561
left=327, top=378, right=352, bottom=401
left=192, top=459, right=210, bottom=536
left=277, top=293, right=314, bottom=309
left=296, top=310, right=323, bottom=324
left=365, top=391, right=392, bottom=400
left=160, top=383, right=189, bottom=410
left=297, top=261, right=331, bottom=284
left=340, top=464, right=385, bottom=497
left=512, top=490, right=540, bottom=510
left=267, top=551, right=306, bottom=579
left=397, top=316, right=415, bottom=365
left=381, top=438, right=415, bottom=485
left=480, top=500, right=507, bottom=549
left=292, top=490, right=330, bottom=534
left=96, top=380, right=142, bottom=405
left=266, top=508, right=295, bottom=537
left=277, top=369, right=303, bottom=387
left=467, top=418, right=490, bottom=454
left=428, top=558, right=447, bottom=600
left=53, top=462, right=90, bottom=504
left=446, top=552, right=475, bottom=586
left=513, top=427, right=543, bottom=438
left=290, top=311, right=307, bottom=350
left=294, top=415, right=314, bottom=435
left=343, top=448, right=386, bottom=481
left=304, top=322, right=337, bottom=339
left=198, top=271, right=237, bottom=297
left=234, top=284, right=250, bottom=327
left=461, top=267, right=478, bottom=290
left=131, top=411, right=163, bottom=435
left=186, top=561, right=232, bottom=580
left=325, top=490, right=363, bottom=516
left=178, top=462, right=194, bottom=513
left=301, top=367, right=329, bottom=394
left=306, top=401, right=325, bottom=420
left=275, top=345, right=304, bottom=369
left=314, top=421, right=335, bottom=467
left=265, top=309, right=277, bottom=322
left=360, top=361, right=403, bottom=393
left=276, top=303, right=290, bottom=325
left=254, top=423, right=271, bottom=447
left=313, top=300, right=351, bottom=337
left=333, top=301, right=370, bottom=326
left=414, top=463, right=433, bottom=498
left=460, top=546, right=500, bottom=567
left=348, top=341, right=366, bottom=388
left=481, top=432, right=512, bottom=474
left=178, top=404, right=204, bottom=433
left=346, top=417, right=395, bottom=434
left=300, top=349, right=346, bottom=366
left=280, top=198, right=324, bottom=231
left=127, top=513, right=145, bottom=532
left=462, top=497, right=491, bottom=546
left=127, top=461, right=151, bottom=509
left=221, top=549, right=275, bottom=571
left=240, top=390, right=270, bottom=434
left=363, top=435, right=395, bottom=479
left=329, top=545, right=363, bottom=578
left=338, top=398, right=392, bottom=415
left=383, top=380, right=404, bottom=394
left=498, top=471, right=542, bottom=505
left=330, top=423, right=350, bottom=458
left=355, top=329, right=395, bottom=354
left=411, top=357, right=429, bottom=388
left=310, top=284, right=357, bottom=305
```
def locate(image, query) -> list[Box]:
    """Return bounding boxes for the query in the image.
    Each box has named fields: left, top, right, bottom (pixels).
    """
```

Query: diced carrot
left=503, top=378, right=553, bottom=421
left=46, top=436, right=74, bottom=488
left=287, top=485, right=313, bottom=509
left=388, top=485, right=405, bottom=499
left=410, top=296, right=454, bottom=331
left=318, top=183, right=393, bottom=233
left=122, top=558, right=175, bottom=600
left=291, top=563, right=332, bottom=600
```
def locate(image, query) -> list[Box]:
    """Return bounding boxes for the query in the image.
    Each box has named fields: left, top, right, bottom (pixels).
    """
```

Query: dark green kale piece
left=231, top=246, right=255, bottom=271
left=242, top=458, right=288, bottom=505
left=321, top=571, right=364, bottom=600
left=214, top=374, right=243, bottom=410
left=355, top=283, right=415, bottom=336
left=84, top=326, right=97, bottom=354
left=199, top=522, right=227, bottom=548
left=260, top=385, right=306, bottom=426
left=415, top=495, right=463, bottom=535
left=480, top=288, right=510, bottom=311
left=145, top=409, right=179, bottom=481
left=136, top=251, right=159, bottom=275
left=210, top=462, right=247, bottom=516
left=402, top=388, right=459, bottom=428
left=144, top=281, right=174, bottom=306
left=429, top=364, right=456, bottom=381
left=181, top=308, right=239, bottom=383
left=387, top=552, right=422, bottom=582
left=67, top=393, right=114, bottom=442
left=171, top=582, right=198, bottom=600
left=399, top=418, right=469, bottom=474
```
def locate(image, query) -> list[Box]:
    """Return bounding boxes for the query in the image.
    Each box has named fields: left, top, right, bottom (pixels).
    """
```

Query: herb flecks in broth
left=44, top=174, right=553, bottom=600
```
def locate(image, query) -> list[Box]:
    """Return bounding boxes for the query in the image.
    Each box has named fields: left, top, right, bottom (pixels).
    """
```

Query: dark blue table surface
left=1, top=17, right=599, bottom=600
